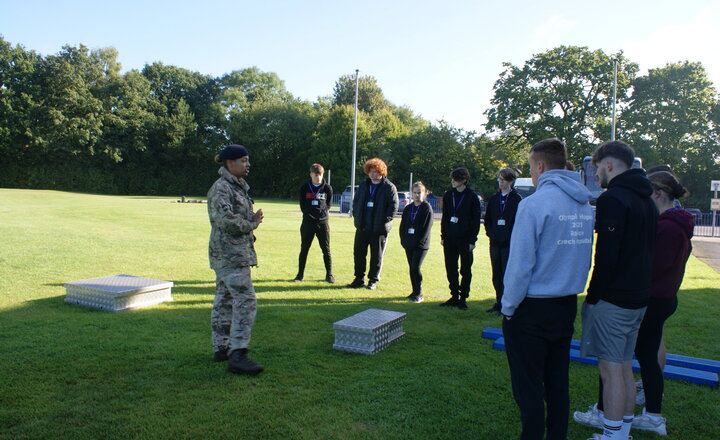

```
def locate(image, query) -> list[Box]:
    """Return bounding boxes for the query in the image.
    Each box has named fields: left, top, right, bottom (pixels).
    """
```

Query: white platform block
left=333, top=308, right=406, bottom=354
left=65, top=274, right=173, bottom=312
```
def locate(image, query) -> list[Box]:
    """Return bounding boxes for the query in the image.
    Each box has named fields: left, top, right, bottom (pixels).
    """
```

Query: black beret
left=218, top=144, right=249, bottom=160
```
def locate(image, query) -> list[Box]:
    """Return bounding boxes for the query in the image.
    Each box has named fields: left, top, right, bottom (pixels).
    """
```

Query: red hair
left=363, top=158, right=388, bottom=177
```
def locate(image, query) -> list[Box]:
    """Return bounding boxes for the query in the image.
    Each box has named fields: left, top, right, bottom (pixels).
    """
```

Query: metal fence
left=692, top=213, right=720, bottom=237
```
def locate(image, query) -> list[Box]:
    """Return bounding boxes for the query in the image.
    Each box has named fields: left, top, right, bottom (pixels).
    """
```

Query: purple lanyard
left=368, top=183, right=378, bottom=199
left=452, top=192, right=466, bottom=215
left=409, top=204, right=420, bottom=224
left=307, top=183, right=321, bottom=197
left=499, top=192, right=508, bottom=217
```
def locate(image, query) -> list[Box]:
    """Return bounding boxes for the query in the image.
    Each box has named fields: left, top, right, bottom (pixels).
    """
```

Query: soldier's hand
left=253, top=209, right=264, bottom=224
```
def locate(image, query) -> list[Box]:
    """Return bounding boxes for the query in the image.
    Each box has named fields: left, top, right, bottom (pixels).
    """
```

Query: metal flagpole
left=350, top=69, right=359, bottom=216
left=611, top=57, right=618, bottom=141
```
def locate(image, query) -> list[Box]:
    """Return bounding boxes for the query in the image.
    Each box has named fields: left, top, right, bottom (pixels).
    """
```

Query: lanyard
left=307, top=182, right=322, bottom=197
left=452, top=191, right=466, bottom=215
left=499, top=192, right=509, bottom=217
left=368, top=182, right=378, bottom=199
left=409, top=204, right=420, bottom=225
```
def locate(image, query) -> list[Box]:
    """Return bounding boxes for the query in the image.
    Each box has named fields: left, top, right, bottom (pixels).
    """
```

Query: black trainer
left=227, top=349, right=264, bottom=375
left=486, top=303, right=499, bottom=313
left=325, top=274, right=335, bottom=284
left=366, top=281, right=377, bottom=290
left=457, top=298, right=468, bottom=310
left=293, top=275, right=303, bottom=282
left=346, top=278, right=365, bottom=288
left=440, top=296, right=459, bottom=307
left=410, top=294, right=424, bottom=303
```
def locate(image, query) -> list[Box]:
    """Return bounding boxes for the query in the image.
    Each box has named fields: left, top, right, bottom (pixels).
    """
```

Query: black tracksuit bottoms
left=443, top=236, right=473, bottom=297
left=297, top=220, right=332, bottom=277
left=503, top=295, right=577, bottom=440
left=353, top=229, right=387, bottom=282
left=490, top=244, right=511, bottom=306
left=404, top=248, right=428, bottom=295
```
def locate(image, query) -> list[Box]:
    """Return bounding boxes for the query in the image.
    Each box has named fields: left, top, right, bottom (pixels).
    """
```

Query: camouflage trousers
left=211, top=266, right=257, bottom=352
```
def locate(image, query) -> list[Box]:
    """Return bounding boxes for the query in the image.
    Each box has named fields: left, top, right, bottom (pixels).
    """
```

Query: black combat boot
left=213, top=347, right=229, bottom=362
left=228, top=348, right=264, bottom=375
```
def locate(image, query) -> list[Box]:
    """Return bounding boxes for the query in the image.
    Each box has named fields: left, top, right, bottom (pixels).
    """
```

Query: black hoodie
left=587, top=168, right=659, bottom=308
left=299, top=180, right=333, bottom=223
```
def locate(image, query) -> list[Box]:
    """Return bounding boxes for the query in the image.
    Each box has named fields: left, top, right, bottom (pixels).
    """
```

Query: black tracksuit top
left=441, top=186, right=482, bottom=243
left=587, top=168, right=658, bottom=309
left=399, top=201, right=434, bottom=250
left=484, top=189, right=522, bottom=247
left=299, top=180, right=333, bottom=223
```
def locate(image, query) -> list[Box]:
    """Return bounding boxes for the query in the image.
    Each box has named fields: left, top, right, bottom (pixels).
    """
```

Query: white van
left=514, top=177, right=535, bottom=198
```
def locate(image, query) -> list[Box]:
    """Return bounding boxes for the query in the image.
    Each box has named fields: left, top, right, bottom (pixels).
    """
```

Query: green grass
left=1, top=189, right=718, bottom=440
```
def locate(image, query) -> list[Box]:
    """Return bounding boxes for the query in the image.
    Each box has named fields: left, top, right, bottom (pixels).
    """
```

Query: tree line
left=1, top=38, right=718, bottom=208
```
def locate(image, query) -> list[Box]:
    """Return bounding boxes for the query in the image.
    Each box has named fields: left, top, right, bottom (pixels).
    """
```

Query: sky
left=2, top=0, right=719, bottom=133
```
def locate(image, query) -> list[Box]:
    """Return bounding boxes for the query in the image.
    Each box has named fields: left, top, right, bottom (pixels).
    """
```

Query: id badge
left=497, top=219, right=506, bottom=226
left=408, top=228, right=415, bottom=234
left=450, top=216, right=459, bottom=223
left=367, top=201, right=374, bottom=207
left=311, top=200, right=319, bottom=206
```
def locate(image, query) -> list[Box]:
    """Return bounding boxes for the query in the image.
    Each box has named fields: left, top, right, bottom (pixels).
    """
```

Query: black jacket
left=299, top=180, right=333, bottom=223
left=587, top=168, right=658, bottom=309
left=352, top=177, right=398, bottom=234
left=399, top=201, right=434, bottom=250
left=440, top=186, right=482, bottom=243
left=484, top=189, right=522, bottom=247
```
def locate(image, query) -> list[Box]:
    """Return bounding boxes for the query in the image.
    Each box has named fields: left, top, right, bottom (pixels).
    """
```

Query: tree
left=622, top=61, right=717, bottom=165
left=31, top=45, right=107, bottom=159
left=332, top=74, right=389, bottom=114
left=485, top=45, right=639, bottom=163
left=141, top=62, right=227, bottom=159
left=227, top=99, right=319, bottom=197
left=309, top=104, right=373, bottom=190
left=622, top=61, right=720, bottom=207
left=219, top=67, right=292, bottom=115
left=0, top=37, right=42, bottom=162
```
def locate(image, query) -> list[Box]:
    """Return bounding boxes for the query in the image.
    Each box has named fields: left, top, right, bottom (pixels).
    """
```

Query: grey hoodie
left=501, top=170, right=594, bottom=316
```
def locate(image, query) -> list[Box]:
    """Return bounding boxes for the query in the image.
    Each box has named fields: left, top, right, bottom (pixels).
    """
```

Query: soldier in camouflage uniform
left=207, top=144, right=264, bottom=375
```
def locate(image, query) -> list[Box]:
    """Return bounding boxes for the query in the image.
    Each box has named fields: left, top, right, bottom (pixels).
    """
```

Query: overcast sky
left=2, top=0, right=718, bottom=133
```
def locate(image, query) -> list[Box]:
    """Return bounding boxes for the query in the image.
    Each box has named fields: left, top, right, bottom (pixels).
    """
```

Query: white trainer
left=632, top=408, right=667, bottom=435
left=574, top=403, right=604, bottom=429
left=586, top=435, right=633, bottom=440
left=636, top=388, right=646, bottom=406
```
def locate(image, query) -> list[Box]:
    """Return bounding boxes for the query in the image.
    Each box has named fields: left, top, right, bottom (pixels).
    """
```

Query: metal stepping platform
left=333, top=308, right=406, bottom=354
left=65, top=274, right=173, bottom=312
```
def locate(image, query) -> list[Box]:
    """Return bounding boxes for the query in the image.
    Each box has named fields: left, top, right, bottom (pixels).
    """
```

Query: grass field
left=1, top=189, right=718, bottom=440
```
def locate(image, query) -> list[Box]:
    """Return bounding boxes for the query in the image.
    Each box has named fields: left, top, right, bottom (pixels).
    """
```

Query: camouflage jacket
left=207, top=167, right=259, bottom=269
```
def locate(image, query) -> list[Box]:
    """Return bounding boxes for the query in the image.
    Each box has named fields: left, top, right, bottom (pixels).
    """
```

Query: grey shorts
left=580, top=300, right=646, bottom=362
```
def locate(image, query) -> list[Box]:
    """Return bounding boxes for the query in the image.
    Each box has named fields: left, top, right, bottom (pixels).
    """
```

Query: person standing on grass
left=346, top=158, right=398, bottom=290
left=574, top=170, right=693, bottom=437
left=294, top=163, right=334, bottom=283
left=484, top=167, right=522, bottom=315
left=579, top=140, right=657, bottom=440
left=207, top=144, right=264, bottom=375
left=439, top=167, right=482, bottom=310
left=501, top=138, right=594, bottom=440
left=399, top=181, right=434, bottom=303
